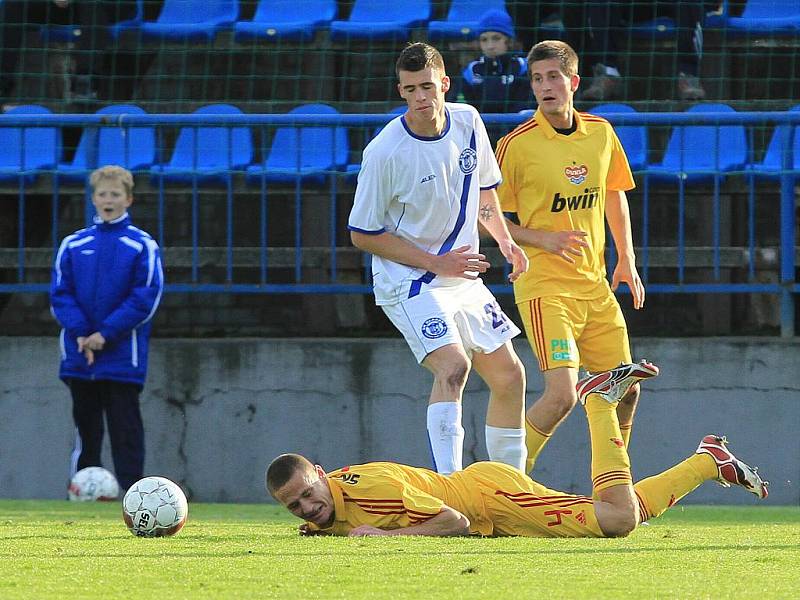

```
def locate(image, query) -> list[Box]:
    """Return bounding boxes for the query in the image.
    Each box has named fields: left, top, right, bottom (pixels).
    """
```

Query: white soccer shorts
left=382, top=279, right=521, bottom=363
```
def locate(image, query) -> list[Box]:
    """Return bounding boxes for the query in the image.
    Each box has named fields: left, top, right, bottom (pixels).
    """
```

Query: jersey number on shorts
left=484, top=302, right=508, bottom=329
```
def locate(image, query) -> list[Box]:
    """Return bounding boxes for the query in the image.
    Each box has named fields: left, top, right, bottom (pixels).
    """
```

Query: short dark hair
left=527, top=40, right=579, bottom=77
left=396, top=42, right=446, bottom=78
left=266, top=453, right=313, bottom=497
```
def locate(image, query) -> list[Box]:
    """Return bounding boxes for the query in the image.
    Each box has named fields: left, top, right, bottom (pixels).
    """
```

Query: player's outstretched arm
left=347, top=506, right=470, bottom=537
left=477, top=189, right=529, bottom=281
left=605, top=190, right=644, bottom=309
left=351, top=231, right=490, bottom=279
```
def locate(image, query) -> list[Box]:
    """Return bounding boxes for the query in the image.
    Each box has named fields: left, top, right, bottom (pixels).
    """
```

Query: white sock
left=485, top=425, right=527, bottom=472
left=426, top=402, right=464, bottom=475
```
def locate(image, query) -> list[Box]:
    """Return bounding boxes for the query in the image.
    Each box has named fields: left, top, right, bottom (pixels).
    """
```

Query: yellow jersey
left=305, top=461, right=602, bottom=538
left=496, top=109, right=635, bottom=302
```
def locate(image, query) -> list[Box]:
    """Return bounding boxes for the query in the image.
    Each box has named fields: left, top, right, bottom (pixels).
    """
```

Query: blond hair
left=527, top=40, right=579, bottom=78
left=89, top=165, right=134, bottom=197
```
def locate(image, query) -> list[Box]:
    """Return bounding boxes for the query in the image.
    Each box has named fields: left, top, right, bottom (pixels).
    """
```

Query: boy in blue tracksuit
left=456, top=9, right=533, bottom=115
left=51, top=165, right=163, bottom=493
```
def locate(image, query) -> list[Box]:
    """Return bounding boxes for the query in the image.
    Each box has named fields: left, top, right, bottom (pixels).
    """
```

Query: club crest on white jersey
left=459, top=147, right=478, bottom=174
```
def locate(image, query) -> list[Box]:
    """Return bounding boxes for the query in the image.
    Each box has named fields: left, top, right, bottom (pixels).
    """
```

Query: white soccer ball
left=122, top=476, right=188, bottom=537
left=68, top=467, right=120, bottom=502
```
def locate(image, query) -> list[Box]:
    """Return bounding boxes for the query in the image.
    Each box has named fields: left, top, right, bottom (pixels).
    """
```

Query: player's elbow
left=443, top=507, right=471, bottom=535
left=350, top=231, right=368, bottom=250
left=452, top=513, right=471, bottom=536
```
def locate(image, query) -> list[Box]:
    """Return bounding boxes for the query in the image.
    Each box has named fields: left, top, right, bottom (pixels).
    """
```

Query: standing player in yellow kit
left=495, top=40, right=655, bottom=474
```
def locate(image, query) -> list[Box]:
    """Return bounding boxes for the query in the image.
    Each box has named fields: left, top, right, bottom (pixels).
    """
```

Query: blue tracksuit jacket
left=50, top=212, right=164, bottom=386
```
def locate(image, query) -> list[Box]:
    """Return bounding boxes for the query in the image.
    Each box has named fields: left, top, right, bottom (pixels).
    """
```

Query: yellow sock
left=634, top=454, right=717, bottom=521
left=584, top=394, right=632, bottom=494
left=619, top=421, right=632, bottom=448
left=524, top=416, right=551, bottom=474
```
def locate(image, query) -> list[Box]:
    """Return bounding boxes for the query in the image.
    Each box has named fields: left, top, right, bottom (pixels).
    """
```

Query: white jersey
left=348, top=103, right=502, bottom=305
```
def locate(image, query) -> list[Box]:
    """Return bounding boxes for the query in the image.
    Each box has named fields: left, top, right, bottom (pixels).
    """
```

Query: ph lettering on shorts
left=550, top=339, right=573, bottom=361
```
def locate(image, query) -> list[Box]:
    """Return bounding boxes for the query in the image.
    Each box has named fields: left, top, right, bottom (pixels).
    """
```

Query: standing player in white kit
left=348, top=43, right=530, bottom=475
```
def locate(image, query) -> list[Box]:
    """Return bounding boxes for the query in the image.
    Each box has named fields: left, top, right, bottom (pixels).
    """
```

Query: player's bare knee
left=600, top=511, right=638, bottom=538
left=441, top=360, right=470, bottom=392
left=614, top=515, right=638, bottom=537
left=544, top=390, right=577, bottom=418
left=487, top=359, right=525, bottom=396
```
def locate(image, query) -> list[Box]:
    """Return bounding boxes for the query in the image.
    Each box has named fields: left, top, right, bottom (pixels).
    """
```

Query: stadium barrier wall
left=1, top=336, right=797, bottom=505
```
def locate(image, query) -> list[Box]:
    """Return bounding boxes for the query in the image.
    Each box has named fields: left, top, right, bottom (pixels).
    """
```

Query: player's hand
left=611, top=257, right=645, bottom=310
left=497, top=238, right=529, bottom=283
left=76, top=336, right=95, bottom=366
left=432, top=245, right=490, bottom=279
left=348, top=525, right=389, bottom=537
left=83, top=332, right=106, bottom=351
left=299, top=523, right=327, bottom=536
left=542, top=230, right=589, bottom=263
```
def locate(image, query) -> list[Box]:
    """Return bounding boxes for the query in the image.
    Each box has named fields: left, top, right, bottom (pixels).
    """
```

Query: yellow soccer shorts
left=460, top=462, right=605, bottom=538
left=518, top=292, right=631, bottom=372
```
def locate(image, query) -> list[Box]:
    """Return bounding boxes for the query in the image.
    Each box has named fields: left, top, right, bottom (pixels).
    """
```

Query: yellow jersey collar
left=534, top=108, right=587, bottom=139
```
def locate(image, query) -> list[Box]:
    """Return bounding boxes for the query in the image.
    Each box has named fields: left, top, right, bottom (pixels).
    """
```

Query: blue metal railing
left=0, top=110, right=797, bottom=335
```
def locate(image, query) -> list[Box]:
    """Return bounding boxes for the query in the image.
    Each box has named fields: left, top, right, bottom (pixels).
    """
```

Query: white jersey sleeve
left=474, top=110, right=502, bottom=190
left=348, top=141, right=393, bottom=234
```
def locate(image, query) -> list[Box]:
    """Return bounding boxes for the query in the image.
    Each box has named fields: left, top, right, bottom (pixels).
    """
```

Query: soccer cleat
left=695, top=435, right=769, bottom=499
left=576, top=360, right=660, bottom=405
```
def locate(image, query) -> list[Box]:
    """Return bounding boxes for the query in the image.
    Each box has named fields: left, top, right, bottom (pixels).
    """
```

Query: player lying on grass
left=267, top=361, right=768, bottom=538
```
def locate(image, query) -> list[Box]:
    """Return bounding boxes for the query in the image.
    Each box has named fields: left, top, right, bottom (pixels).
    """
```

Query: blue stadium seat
left=630, top=16, right=676, bottom=40
left=109, top=0, right=145, bottom=40
left=703, top=0, right=730, bottom=29
left=38, top=25, right=81, bottom=44
left=234, top=0, right=336, bottom=43
left=725, top=0, right=800, bottom=34
left=0, top=105, right=61, bottom=184
left=39, top=1, right=144, bottom=42
left=428, top=0, right=507, bottom=42
left=330, top=0, right=431, bottom=42
left=57, top=105, right=155, bottom=183
left=140, top=0, right=239, bottom=43
left=625, top=2, right=732, bottom=38
left=246, top=103, right=348, bottom=185
left=647, top=103, right=748, bottom=184
left=589, top=103, right=649, bottom=172
left=151, top=104, right=252, bottom=186
left=746, top=105, right=800, bottom=177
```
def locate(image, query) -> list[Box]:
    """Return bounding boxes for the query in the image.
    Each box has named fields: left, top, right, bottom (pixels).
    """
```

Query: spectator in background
left=51, top=165, right=163, bottom=492
left=511, top=1, right=710, bottom=102
left=456, top=9, right=533, bottom=114
left=570, top=1, right=709, bottom=101
left=0, top=0, right=139, bottom=103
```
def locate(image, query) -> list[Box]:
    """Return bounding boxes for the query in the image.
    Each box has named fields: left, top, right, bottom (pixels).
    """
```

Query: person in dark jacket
left=0, top=0, right=140, bottom=103
left=51, top=165, right=163, bottom=493
left=457, top=9, right=533, bottom=115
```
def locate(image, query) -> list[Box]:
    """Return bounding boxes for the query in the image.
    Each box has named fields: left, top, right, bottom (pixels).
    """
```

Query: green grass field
left=1, top=500, right=798, bottom=599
